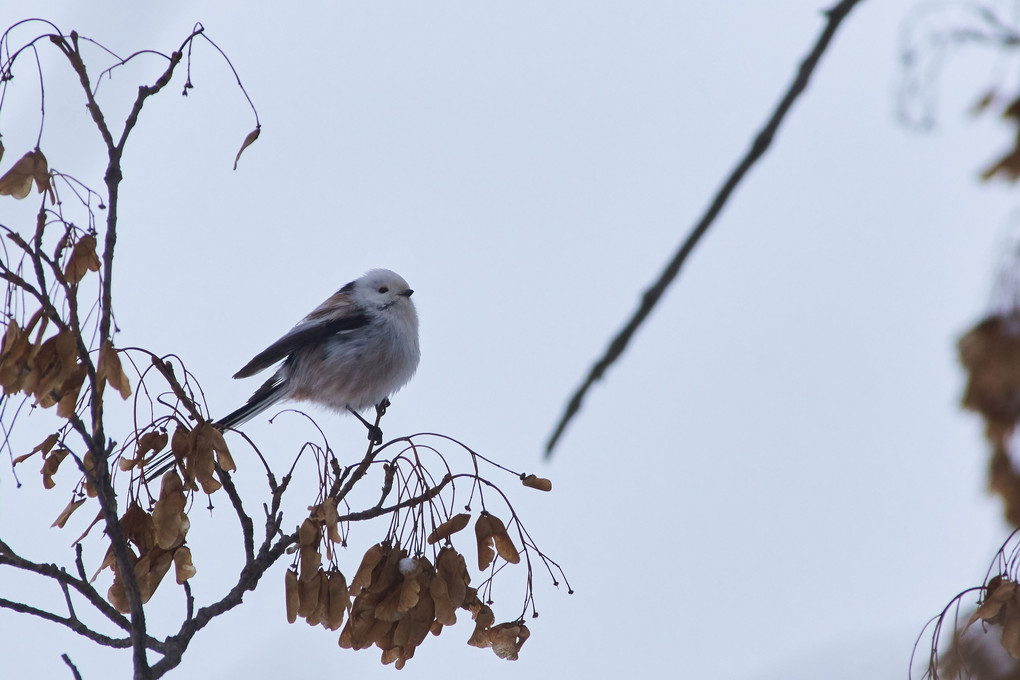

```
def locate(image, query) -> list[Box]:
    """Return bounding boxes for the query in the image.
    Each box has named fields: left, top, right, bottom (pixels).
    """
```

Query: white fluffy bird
left=217, top=268, right=420, bottom=431
left=145, top=269, right=418, bottom=479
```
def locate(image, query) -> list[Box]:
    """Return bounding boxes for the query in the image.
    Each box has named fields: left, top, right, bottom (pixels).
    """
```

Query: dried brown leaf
left=393, top=577, right=434, bottom=649
left=1003, top=598, right=1020, bottom=659
left=170, top=427, right=192, bottom=485
left=324, top=570, right=350, bottom=630
left=121, top=430, right=169, bottom=471
left=398, top=563, right=422, bottom=612
left=968, top=578, right=1017, bottom=629
left=64, top=235, right=100, bottom=284
left=367, top=546, right=404, bottom=597
left=56, top=364, right=87, bottom=418
left=136, top=548, right=174, bottom=603
left=31, top=149, right=52, bottom=200
left=28, top=331, right=78, bottom=407
left=0, top=319, right=22, bottom=362
left=233, top=126, right=260, bottom=171
left=51, top=496, right=86, bottom=528
left=368, top=617, right=396, bottom=651
left=105, top=545, right=142, bottom=613
left=82, top=451, right=97, bottom=498
left=350, top=543, right=386, bottom=593
left=475, top=515, right=496, bottom=572
left=285, top=568, right=299, bottom=624
left=310, top=570, right=331, bottom=627
left=309, top=498, right=342, bottom=544
left=138, top=431, right=169, bottom=458
left=490, top=520, right=520, bottom=565
left=120, top=502, right=156, bottom=553
left=340, top=597, right=377, bottom=650
left=108, top=572, right=129, bottom=614
left=298, top=517, right=319, bottom=548
left=435, top=546, right=469, bottom=609
left=374, top=555, right=416, bottom=623
left=198, top=422, right=234, bottom=472
left=152, top=471, right=187, bottom=550
left=16, top=433, right=58, bottom=466
left=488, top=622, right=530, bottom=660
left=475, top=513, right=520, bottom=570
left=521, top=474, right=553, bottom=492
left=97, top=341, right=131, bottom=400
left=300, top=545, right=322, bottom=583
left=430, top=571, right=456, bottom=627
left=11, top=451, right=34, bottom=466
left=92, top=543, right=118, bottom=582
left=173, top=546, right=196, bottom=583
left=0, top=320, right=33, bottom=395
left=297, top=569, right=323, bottom=620
left=381, top=646, right=402, bottom=666
left=41, top=447, right=70, bottom=489
left=191, top=425, right=220, bottom=494
left=427, top=513, right=470, bottom=545
left=0, top=320, right=25, bottom=388
left=0, top=149, right=49, bottom=200
left=467, top=602, right=495, bottom=648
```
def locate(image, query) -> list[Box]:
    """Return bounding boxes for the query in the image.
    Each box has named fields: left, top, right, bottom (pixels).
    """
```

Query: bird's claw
left=367, top=425, right=383, bottom=445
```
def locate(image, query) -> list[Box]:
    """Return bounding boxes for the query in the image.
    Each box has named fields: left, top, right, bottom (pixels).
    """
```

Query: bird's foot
left=348, top=405, right=385, bottom=445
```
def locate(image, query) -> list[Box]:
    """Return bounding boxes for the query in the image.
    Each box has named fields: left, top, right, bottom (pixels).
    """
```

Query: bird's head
left=355, top=269, right=415, bottom=311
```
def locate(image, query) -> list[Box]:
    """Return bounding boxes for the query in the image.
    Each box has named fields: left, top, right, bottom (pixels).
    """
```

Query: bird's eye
left=378, top=286, right=389, bottom=294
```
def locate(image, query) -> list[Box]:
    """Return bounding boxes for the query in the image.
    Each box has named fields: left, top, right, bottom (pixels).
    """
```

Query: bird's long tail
left=216, top=375, right=288, bottom=430
left=143, top=376, right=288, bottom=481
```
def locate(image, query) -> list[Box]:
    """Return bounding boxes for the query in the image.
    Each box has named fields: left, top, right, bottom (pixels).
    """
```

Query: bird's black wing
left=232, top=313, right=370, bottom=379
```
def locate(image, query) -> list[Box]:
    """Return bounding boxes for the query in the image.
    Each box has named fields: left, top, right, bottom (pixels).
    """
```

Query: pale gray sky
left=0, top=2, right=1015, bottom=678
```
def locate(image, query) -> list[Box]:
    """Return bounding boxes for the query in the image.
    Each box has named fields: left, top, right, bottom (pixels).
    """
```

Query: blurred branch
left=545, top=0, right=867, bottom=457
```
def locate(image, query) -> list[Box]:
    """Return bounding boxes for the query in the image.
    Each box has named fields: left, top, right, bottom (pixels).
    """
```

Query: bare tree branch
left=61, top=653, right=83, bottom=680
left=149, top=531, right=297, bottom=678
left=0, top=540, right=134, bottom=635
left=545, top=0, right=868, bottom=457
left=0, top=596, right=132, bottom=648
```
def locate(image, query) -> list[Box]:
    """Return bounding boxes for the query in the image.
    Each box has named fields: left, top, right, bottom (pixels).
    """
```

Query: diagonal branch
left=149, top=530, right=296, bottom=679
left=0, top=596, right=133, bottom=648
left=61, top=654, right=83, bottom=680
left=0, top=539, right=133, bottom=635
left=215, top=463, right=255, bottom=565
left=545, top=0, right=867, bottom=456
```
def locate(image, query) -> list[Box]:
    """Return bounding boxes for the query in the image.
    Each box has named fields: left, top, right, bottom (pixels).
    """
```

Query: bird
left=143, top=269, right=419, bottom=480
left=217, top=268, right=420, bottom=431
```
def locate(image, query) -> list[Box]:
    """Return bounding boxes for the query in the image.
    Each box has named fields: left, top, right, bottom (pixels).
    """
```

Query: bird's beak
left=400, top=289, right=414, bottom=298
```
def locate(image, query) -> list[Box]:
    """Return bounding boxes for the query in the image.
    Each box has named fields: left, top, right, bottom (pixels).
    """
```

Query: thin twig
left=61, top=654, right=83, bottom=680
left=215, top=462, right=255, bottom=564
left=545, top=0, right=867, bottom=456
